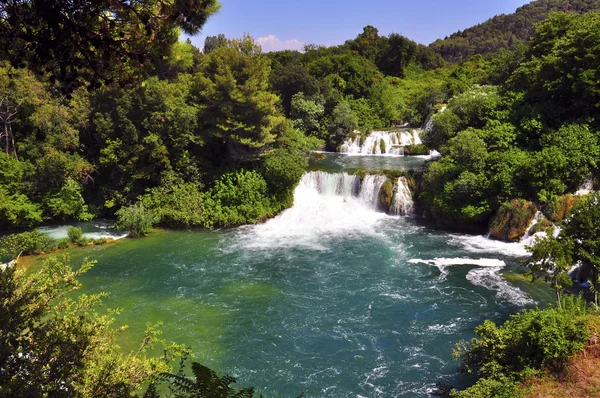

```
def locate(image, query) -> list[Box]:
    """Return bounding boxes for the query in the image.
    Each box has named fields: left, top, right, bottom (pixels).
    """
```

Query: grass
left=520, top=314, right=600, bottom=397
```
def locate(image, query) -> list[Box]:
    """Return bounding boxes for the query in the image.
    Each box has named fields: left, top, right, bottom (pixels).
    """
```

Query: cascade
left=576, top=176, right=594, bottom=195
left=359, top=174, right=389, bottom=209
left=298, top=171, right=398, bottom=212
left=520, top=211, right=543, bottom=242
left=340, top=130, right=422, bottom=155
left=299, top=171, right=360, bottom=198
left=390, top=177, right=414, bottom=216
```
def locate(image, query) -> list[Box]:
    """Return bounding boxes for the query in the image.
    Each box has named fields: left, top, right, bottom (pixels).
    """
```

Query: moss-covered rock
left=380, top=139, right=386, bottom=154
left=403, top=144, right=430, bottom=156
left=489, top=199, right=537, bottom=242
left=544, top=194, right=581, bottom=222
left=359, top=134, right=367, bottom=147
left=527, top=217, right=555, bottom=236
left=378, top=179, right=393, bottom=212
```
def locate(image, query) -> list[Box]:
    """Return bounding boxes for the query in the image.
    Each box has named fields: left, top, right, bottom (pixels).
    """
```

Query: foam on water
left=466, top=267, right=535, bottom=306
left=448, top=233, right=532, bottom=257
left=408, top=257, right=506, bottom=281
left=239, top=172, right=389, bottom=250
left=38, top=223, right=127, bottom=241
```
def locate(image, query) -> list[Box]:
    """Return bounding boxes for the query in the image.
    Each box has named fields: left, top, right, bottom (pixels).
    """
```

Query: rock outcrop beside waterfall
left=488, top=200, right=538, bottom=242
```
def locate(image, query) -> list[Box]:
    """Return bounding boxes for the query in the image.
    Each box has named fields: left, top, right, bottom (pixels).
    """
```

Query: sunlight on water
left=37, top=172, right=552, bottom=397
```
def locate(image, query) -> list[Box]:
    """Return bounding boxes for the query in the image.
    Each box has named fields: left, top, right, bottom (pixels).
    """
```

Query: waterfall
left=576, top=176, right=594, bottom=195
left=520, top=211, right=543, bottom=242
left=339, top=130, right=422, bottom=155
left=390, top=177, right=414, bottom=216
left=359, top=174, right=388, bottom=209
left=298, top=171, right=390, bottom=211
left=299, top=171, right=360, bottom=198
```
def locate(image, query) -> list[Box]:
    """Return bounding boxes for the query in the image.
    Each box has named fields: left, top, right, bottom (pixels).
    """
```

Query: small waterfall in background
left=340, top=130, right=422, bottom=155
left=576, top=176, right=594, bottom=195
left=390, top=177, right=414, bottom=216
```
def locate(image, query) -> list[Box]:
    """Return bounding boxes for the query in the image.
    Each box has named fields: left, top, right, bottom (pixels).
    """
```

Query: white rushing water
left=240, top=171, right=390, bottom=250
left=390, top=177, right=413, bottom=216
left=238, top=171, right=534, bottom=307
left=340, top=130, right=423, bottom=155
left=576, top=176, right=594, bottom=195
left=38, top=222, right=128, bottom=241
left=359, top=174, right=388, bottom=209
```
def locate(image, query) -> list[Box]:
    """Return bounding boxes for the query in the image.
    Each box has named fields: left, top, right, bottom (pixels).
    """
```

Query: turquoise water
left=309, top=152, right=431, bottom=173
left=52, top=172, right=553, bottom=397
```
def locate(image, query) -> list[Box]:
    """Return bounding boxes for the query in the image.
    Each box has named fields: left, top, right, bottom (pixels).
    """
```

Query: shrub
left=115, top=204, right=157, bottom=238
left=67, top=226, right=83, bottom=243
left=453, top=298, right=590, bottom=397
left=201, top=170, right=275, bottom=229
left=403, top=144, right=430, bottom=156
left=138, top=182, right=204, bottom=228
left=56, top=238, right=71, bottom=250
left=0, top=230, right=54, bottom=260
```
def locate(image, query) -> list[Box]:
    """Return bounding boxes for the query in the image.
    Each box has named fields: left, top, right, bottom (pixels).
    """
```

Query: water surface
left=53, top=173, right=552, bottom=397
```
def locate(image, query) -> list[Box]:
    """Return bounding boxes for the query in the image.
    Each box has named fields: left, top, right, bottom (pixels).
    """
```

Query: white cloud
left=255, top=35, right=304, bottom=52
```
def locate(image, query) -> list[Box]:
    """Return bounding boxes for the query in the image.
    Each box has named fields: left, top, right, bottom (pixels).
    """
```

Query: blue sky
left=187, top=0, right=532, bottom=52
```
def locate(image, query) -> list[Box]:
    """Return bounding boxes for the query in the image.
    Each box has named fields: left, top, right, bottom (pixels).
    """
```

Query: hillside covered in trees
left=429, top=0, right=600, bottom=62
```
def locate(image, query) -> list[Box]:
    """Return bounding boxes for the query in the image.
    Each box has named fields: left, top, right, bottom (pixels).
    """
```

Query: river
left=33, top=159, right=555, bottom=397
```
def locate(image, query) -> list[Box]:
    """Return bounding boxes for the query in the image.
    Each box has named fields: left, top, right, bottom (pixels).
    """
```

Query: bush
left=201, top=170, right=276, bottom=229
left=453, top=298, right=590, bottom=397
left=55, top=238, right=71, bottom=250
left=403, top=144, right=430, bottom=156
left=0, top=230, right=54, bottom=260
left=67, top=226, right=83, bottom=243
left=115, top=204, right=157, bottom=238
left=138, top=182, right=204, bottom=228
left=260, top=148, right=306, bottom=202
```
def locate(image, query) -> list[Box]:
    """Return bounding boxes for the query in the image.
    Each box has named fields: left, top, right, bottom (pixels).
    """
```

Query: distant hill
left=429, top=0, right=600, bottom=62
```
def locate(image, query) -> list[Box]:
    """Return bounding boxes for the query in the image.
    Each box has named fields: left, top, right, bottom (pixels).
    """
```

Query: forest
left=2, top=0, right=600, bottom=396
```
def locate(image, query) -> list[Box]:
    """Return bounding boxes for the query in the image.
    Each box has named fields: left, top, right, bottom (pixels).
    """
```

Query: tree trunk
left=3, top=122, right=8, bottom=155
left=8, top=124, right=17, bottom=160
left=556, top=288, right=561, bottom=308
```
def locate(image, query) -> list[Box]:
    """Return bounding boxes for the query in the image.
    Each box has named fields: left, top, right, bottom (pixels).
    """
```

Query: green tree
left=563, top=193, right=600, bottom=306
left=525, top=234, right=574, bottom=305
left=328, top=102, right=359, bottom=151
left=0, top=256, right=184, bottom=397
left=194, top=36, right=283, bottom=161
left=204, top=34, right=229, bottom=54
left=290, top=93, right=325, bottom=137
left=0, top=0, right=220, bottom=92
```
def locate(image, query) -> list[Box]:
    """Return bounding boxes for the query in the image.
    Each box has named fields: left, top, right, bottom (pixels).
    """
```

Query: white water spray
left=359, top=174, right=388, bottom=209
left=239, top=172, right=392, bottom=250
left=390, top=177, right=414, bottom=216
left=576, top=176, right=594, bottom=195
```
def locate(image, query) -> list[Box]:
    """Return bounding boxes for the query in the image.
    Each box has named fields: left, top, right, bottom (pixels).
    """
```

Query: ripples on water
left=61, top=172, right=548, bottom=397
